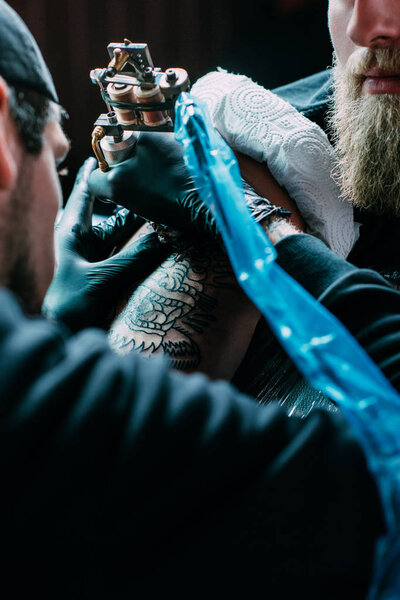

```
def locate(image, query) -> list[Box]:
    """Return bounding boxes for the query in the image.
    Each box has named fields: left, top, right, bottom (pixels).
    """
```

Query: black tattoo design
left=108, top=252, right=234, bottom=370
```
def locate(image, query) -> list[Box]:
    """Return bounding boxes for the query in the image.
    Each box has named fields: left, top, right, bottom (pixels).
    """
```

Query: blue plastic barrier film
left=174, top=92, right=400, bottom=599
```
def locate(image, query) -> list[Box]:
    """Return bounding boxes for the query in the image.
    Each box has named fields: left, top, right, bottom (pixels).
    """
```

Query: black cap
left=0, top=1, right=58, bottom=103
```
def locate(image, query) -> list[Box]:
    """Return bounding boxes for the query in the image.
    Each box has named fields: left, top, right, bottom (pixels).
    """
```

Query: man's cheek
left=37, top=153, right=63, bottom=219
left=329, top=4, right=356, bottom=66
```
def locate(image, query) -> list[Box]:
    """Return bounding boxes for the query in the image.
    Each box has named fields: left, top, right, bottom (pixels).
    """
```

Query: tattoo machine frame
left=90, top=39, right=190, bottom=172
left=175, top=92, right=400, bottom=600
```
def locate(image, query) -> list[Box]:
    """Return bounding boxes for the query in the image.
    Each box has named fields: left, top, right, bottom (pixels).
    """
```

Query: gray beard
left=328, top=50, right=400, bottom=215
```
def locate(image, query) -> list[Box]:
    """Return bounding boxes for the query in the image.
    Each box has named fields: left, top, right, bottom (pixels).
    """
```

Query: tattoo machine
left=90, top=39, right=190, bottom=172
left=175, top=92, right=400, bottom=600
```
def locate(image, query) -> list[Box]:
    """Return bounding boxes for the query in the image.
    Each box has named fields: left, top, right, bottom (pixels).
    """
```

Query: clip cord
left=174, top=91, right=400, bottom=600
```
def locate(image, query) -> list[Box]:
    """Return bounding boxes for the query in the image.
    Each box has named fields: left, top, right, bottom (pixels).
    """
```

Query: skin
left=233, top=150, right=305, bottom=231
left=108, top=233, right=264, bottom=379
left=0, top=76, right=70, bottom=311
left=329, top=0, right=400, bottom=93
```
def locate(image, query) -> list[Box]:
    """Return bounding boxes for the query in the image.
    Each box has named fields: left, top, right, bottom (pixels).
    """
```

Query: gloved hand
left=191, top=69, right=357, bottom=258
left=87, top=131, right=290, bottom=242
left=42, top=157, right=169, bottom=333
left=88, top=132, right=216, bottom=232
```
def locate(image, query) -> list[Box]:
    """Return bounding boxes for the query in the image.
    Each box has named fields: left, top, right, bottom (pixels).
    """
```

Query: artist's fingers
left=92, top=208, right=145, bottom=253
left=89, top=232, right=169, bottom=292
left=87, top=165, right=116, bottom=202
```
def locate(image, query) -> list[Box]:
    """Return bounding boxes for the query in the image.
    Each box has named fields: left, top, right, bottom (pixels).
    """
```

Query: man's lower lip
left=364, top=76, right=400, bottom=94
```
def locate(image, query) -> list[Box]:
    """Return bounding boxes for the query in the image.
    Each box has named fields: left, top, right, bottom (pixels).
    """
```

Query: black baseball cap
left=0, top=0, right=58, bottom=103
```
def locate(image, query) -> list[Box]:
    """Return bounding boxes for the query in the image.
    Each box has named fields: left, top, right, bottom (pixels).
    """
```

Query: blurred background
left=9, top=0, right=331, bottom=202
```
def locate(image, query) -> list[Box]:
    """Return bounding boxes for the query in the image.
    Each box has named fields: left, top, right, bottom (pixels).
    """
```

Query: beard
left=328, top=47, right=400, bottom=215
left=4, top=156, right=42, bottom=315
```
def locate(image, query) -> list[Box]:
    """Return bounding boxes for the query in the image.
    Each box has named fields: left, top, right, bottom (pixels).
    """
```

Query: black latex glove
left=42, top=157, right=169, bottom=333
left=87, top=132, right=291, bottom=243
left=88, top=131, right=221, bottom=240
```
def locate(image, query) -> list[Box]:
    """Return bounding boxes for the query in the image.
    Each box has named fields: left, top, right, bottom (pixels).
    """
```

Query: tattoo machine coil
left=90, top=39, right=190, bottom=172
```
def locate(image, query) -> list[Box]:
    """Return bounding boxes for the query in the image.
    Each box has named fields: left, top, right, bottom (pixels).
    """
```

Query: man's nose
left=347, top=0, right=400, bottom=49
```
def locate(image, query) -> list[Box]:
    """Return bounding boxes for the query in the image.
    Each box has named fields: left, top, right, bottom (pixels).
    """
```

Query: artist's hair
left=7, top=84, right=50, bottom=154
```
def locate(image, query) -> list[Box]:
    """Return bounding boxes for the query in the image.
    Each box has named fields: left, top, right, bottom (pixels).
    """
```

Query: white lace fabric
left=191, top=69, right=357, bottom=258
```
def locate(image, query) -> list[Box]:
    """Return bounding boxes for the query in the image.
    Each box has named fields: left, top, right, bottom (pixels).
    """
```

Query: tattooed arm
left=108, top=218, right=302, bottom=381
left=108, top=154, right=303, bottom=380
left=109, top=224, right=261, bottom=380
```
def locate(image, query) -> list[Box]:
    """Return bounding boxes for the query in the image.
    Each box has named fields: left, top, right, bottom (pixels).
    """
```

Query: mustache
left=342, top=47, right=400, bottom=77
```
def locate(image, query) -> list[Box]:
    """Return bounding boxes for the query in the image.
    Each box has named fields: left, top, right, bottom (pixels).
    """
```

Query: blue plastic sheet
left=174, top=91, right=400, bottom=599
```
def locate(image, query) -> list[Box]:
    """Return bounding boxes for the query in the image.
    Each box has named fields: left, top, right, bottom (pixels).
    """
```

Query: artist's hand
left=88, top=132, right=220, bottom=238
left=87, top=132, right=289, bottom=242
left=42, top=157, right=169, bottom=332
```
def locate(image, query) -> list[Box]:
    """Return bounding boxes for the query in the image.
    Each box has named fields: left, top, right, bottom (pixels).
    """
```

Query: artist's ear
left=0, top=77, right=17, bottom=191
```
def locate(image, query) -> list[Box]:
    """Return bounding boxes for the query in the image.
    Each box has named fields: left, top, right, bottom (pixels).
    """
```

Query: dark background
left=9, top=0, right=332, bottom=201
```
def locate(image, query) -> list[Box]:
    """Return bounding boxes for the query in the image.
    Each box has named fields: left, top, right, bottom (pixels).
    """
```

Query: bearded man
left=234, top=0, right=400, bottom=409
left=188, top=1, right=400, bottom=290
left=232, top=0, right=400, bottom=404
left=274, top=0, right=400, bottom=286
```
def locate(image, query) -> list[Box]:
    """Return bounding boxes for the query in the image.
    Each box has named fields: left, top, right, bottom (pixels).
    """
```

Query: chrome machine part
left=99, top=130, right=138, bottom=166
